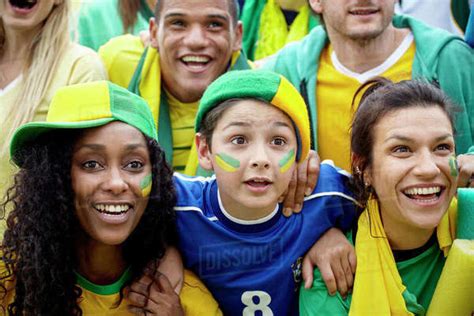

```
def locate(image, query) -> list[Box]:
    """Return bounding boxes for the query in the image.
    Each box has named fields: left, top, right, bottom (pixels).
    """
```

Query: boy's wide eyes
left=271, top=137, right=286, bottom=146
left=231, top=136, right=246, bottom=145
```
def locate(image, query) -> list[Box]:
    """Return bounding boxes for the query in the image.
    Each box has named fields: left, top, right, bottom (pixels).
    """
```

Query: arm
left=302, top=228, right=356, bottom=297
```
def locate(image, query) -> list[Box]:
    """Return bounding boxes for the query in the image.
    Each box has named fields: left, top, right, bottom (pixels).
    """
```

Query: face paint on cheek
left=140, top=174, right=152, bottom=197
left=449, top=155, right=458, bottom=177
left=215, top=153, right=240, bottom=172
left=279, top=149, right=295, bottom=173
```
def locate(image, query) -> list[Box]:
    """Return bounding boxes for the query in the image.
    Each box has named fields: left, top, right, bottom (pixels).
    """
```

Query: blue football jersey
left=174, top=162, right=356, bottom=315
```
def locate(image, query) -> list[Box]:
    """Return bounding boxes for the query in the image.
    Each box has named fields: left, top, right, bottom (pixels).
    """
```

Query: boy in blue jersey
left=165, top=70, right=357, bottom=315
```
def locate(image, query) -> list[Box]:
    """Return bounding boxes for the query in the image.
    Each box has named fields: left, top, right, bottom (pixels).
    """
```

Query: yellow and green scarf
left=241, top=0, right=320, bottom=60
left=350, top=198, right=457, bottom=315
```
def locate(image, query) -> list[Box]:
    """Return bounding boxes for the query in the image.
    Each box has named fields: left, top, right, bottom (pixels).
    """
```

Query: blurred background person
left=241, top=0, right=320, bottom=60
left=76, top=0, right=155, bottom=51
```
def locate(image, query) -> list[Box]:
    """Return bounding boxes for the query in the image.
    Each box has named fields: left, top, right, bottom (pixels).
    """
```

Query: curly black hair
left=0, top=129, right=177, bottom=315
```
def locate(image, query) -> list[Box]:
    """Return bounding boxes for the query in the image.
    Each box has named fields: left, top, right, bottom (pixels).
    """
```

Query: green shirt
left=299, top=231, right=446, bottom=316
left=76, top=0, right=153, bottom=51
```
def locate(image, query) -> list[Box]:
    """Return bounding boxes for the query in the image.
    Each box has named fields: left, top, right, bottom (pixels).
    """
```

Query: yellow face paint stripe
left=215, top=153, right=240, bottom=172
left=140, top=174, right=152, bottom=197
left=279, top=149, right=295, bottom=173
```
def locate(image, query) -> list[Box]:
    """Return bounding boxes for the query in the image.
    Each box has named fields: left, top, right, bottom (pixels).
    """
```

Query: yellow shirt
left=166, top=90, right=199, bottom=172
left=316, top=34, right=415, bottom=172
left=0, top=268, right=221, bottom=315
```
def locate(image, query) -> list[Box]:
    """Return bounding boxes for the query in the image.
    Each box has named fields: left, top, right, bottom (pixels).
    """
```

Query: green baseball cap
left=10, top=81, right=157, bottom=166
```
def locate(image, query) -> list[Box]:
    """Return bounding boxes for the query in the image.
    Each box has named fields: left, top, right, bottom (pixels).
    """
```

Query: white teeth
left=95, top=204, right=130, bottom=213
left=404, top=187, right=441, bottom=196
left=182, top=56, right=210, bottom=63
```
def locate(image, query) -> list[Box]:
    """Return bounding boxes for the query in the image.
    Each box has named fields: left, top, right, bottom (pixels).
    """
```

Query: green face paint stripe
left=140, top=174, right=152, bottom=196
left=279, top=149, right=295, bottom=173
left=216, top=153, right=240, bottom=169
left=449, top=155, right=458, bottom=177
left=216, top=156, right=237, bottom=172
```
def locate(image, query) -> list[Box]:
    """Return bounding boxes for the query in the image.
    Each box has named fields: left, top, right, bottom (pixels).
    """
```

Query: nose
left=250, top=146, right=271, bottom=170
left=102, top=167, right=128, bottom=195
left=182, top=24, right=208, bottom=49
left=412, top=149, right=441, bottom=179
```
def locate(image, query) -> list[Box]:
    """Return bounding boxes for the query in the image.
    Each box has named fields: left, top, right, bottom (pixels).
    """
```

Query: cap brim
left=10, top=118, right=115, bottom=166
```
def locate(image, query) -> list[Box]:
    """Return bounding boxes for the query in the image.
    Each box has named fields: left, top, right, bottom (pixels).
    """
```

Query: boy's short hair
left=196, top=70, right=311, bottom=162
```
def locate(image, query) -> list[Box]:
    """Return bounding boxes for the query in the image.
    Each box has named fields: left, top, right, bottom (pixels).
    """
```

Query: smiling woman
left=0, top=81, right=220, bottom=315
left=300, top=78, right=474, bottom=315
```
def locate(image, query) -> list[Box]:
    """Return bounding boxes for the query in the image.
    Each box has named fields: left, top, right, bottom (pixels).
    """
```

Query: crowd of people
left=0, top=0, right=473, bottom=315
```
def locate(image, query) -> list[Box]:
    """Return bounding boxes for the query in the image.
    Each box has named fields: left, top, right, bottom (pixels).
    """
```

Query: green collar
left=75, top=267, right=132, bottom=295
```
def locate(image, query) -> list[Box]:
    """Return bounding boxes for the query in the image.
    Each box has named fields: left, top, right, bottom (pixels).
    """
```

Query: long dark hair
left=350, top=78, right=457, bottom=210
left=0, top=129, right=177, bottom=315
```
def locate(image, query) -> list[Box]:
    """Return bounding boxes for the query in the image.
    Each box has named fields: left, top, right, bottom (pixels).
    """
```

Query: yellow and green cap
left=10, top=81, right=157, bottom=166
left=196, top=70, right=310, bottom=162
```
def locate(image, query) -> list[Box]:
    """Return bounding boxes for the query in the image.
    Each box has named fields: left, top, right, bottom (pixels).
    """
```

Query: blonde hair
left=1, top=0, right=71, bottom=156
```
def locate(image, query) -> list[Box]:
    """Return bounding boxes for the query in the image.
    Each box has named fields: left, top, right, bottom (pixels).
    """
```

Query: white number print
left=241, top=291, right=274, bottom=316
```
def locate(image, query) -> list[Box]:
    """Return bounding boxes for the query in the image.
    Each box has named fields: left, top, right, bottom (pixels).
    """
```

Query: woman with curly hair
left=0, top=0, right=106, bottom=208
left=76, top=0, right=155, bottom=51
left=0, top=81, right=220, bottom=315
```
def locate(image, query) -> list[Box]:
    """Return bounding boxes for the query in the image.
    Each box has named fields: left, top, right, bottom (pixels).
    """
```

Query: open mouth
left=94, top=204, right=132, bottom=215
left=181, top=55, right=210, bottom=69
left=349, top=8, right=379, bottom=16
left=402, top=186, right=444, bottom=203
left=9, top=0, right=38, bottom=10
left=245, top=179, right=272, bottom=187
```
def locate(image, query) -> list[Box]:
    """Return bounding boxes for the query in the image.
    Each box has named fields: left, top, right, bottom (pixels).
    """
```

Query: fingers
left=348, top=248, right=357, bottom=275
left=128, top=274, right=184, bottom=316
left=282, top=170, right=297, bottom=217
left=128, top=275, right=154, bottom=307
left=318, top=261, right=337, bottom=296
left=339, top=255, right=353, bottom=296
left=154, top=272, right=175, bottom=294
left=302, top=255, right=315, bottom=289
left=292, top=159, right=309, bottom=213
left=139, top=30, right=151, bottom=46
left=305, top=150, right=320, bottom=196
left=456, top=154, right=474, bottom=188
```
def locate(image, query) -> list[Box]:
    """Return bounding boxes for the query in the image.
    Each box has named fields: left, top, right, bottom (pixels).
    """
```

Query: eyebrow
left=75, top=143, right=147, bottom=152
left=164, top=12, right=185, bottom=19
left=207, top=14, right=229, bottom=22
left=164, top=12, right=229, bottom=22
left=222, top=121, right=292, bottom=130
left=384, top=133, right=453, bottom=143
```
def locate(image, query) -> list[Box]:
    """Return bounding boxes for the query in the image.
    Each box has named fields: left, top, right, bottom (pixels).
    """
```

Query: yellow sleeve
left=180, top=270, right=222, bottom=316
left=66, top=43, right=108, bottom=84
left=98, top=35, right=145, bottom=89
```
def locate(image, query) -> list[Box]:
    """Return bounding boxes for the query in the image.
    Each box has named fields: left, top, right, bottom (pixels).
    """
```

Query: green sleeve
left=299, top=268, right=351, bottom=316
left=436, top=40, right=474, bottom=154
